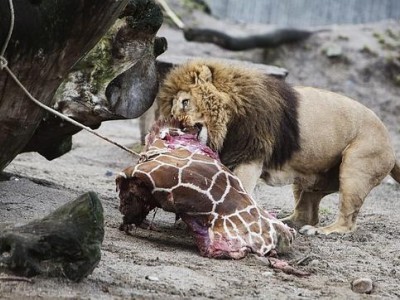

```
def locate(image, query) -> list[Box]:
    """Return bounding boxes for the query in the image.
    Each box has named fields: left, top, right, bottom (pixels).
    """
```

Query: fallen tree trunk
left=54, top=0, right=166, bottom=124
left=183, top=28, right=313, bottom=51
left=21, top=0, right=167, bottom=160
left=0, top=0, right=129, bottom=171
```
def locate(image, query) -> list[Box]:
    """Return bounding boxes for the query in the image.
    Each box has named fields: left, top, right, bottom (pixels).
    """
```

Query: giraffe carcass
left=116, top=119, right=295, bottom=259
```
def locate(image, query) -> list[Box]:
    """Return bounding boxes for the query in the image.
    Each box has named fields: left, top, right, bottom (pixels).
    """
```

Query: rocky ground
left=1, top=3, right=400, bottom=299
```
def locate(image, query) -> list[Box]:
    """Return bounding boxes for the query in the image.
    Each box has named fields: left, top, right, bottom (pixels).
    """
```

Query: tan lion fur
left=157, top=59, right=400, bottom=235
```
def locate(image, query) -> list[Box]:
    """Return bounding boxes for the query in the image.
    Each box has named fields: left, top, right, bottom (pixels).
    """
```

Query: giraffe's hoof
left=299, top=225, right=321, bottom=236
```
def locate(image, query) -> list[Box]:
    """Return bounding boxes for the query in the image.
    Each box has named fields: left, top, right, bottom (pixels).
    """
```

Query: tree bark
left=54, top=0, right=166, bottom=124
left=0, top=0, right=130, bottom=171
left=18, top=0, right=167, bottom=160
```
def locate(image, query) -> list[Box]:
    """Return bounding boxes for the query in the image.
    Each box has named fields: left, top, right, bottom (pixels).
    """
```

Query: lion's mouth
left=195, top=123, right=208, bottom=145
left=193, top=123, right=202, bottom=142
left=177, top=116, right=207, bottom=144
left=194, top=122, right=203, bottom=132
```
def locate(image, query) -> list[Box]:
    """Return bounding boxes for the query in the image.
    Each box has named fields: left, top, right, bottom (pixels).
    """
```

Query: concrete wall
left=205, top=0, right=400, bottom=27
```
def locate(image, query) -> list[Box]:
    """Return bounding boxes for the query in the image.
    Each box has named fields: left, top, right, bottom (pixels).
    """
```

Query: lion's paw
left=299, top=225, right=321, bottom=236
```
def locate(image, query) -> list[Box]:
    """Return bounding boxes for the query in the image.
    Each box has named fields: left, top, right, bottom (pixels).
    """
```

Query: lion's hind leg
left=299, top=190, right=364, bottom=236
left=300, top=142, right=394, bottom=236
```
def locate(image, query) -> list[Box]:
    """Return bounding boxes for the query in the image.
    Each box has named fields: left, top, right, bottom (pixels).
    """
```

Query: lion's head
left=157, top=60, right=230, bottom=151
left=157, top=59, right=299, bottom=171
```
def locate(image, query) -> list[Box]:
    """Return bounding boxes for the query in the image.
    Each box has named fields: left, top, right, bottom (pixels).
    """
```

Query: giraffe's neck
left=118, top=119, right=295, bottom=260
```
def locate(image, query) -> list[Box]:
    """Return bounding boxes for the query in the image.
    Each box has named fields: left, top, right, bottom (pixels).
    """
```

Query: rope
left=0, top=0, right=14, bottom=57
left=0, top=0, right=140, bottom=157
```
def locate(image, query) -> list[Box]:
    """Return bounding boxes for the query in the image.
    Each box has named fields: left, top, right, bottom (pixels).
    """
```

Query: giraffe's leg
left=281, top=184, right=328, bottom=229
left=300, top=141, right=394, bottom=235
left=233, top=160, right=263, bottom=195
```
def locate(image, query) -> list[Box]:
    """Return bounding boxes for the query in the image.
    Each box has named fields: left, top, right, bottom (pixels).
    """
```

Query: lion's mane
left=157, top=59, right=300, bottom=171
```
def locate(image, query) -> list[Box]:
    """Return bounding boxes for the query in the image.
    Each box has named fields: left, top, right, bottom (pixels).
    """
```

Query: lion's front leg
left=233, top=160, right=263, bottom=195
left=281, top=184, right=328, bottom=229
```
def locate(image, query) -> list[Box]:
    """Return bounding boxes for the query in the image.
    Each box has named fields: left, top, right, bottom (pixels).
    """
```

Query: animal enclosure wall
left=206, top=0, right=400, bottom=27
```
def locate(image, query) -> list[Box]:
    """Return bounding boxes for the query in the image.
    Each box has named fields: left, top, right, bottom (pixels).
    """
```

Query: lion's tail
left=391, top=160, right=400, bottom=184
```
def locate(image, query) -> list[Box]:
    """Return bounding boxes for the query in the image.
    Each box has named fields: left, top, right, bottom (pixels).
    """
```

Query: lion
left=156, top=59, right=400, bottom=236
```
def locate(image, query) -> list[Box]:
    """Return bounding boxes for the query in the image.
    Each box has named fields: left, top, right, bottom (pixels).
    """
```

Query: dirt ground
left=1, top=5, right=400, bottom=299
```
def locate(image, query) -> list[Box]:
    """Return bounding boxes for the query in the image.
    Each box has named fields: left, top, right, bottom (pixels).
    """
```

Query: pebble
left=308, top=259, right=320, bottom=267
left=325, top=43, right=343, bottom=57
left=261, top=271, right=274, bottom=277
left=351, top=277, right=373, bottom=294
left=145, top=275, right=160, bottom=282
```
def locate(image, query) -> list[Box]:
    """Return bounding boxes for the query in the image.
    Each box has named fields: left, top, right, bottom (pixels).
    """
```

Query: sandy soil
left=1, top=6, right=400, bottom=299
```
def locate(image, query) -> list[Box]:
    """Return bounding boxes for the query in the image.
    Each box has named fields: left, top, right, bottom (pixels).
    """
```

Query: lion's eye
left=182, top=99, right=189, bottom=110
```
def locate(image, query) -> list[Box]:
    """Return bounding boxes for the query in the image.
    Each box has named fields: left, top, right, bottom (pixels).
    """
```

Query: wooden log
left=21, top=115, right=89, bottom=160
left=183, top=28, right=313, bottom=51
left=0, top=0, right=129, bottom=171
left=156, top=55, right=289, bottom=79
left=20, top=0, right=167, bottom=160
left=54, top=0, right=166, bottom=123
left=0, top=192, right=104, bottom=282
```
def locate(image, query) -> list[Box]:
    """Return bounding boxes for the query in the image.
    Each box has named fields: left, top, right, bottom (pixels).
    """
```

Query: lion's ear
left=195, top=65, right=212, bottom=84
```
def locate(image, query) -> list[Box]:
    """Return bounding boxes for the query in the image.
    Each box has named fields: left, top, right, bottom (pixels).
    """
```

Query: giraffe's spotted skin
left=116, top=120, right=295, bottom=259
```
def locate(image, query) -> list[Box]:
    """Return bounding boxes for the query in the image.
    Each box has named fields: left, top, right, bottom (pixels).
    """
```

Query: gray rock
left=325, top=43, right=343, bottom=57
left=351, top=277, right=373, bottom=294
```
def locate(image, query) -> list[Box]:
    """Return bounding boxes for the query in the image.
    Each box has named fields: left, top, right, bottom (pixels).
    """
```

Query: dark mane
left=268, top=78, right=300, bottom=168
left=219, top=75, right=300, bottom=170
